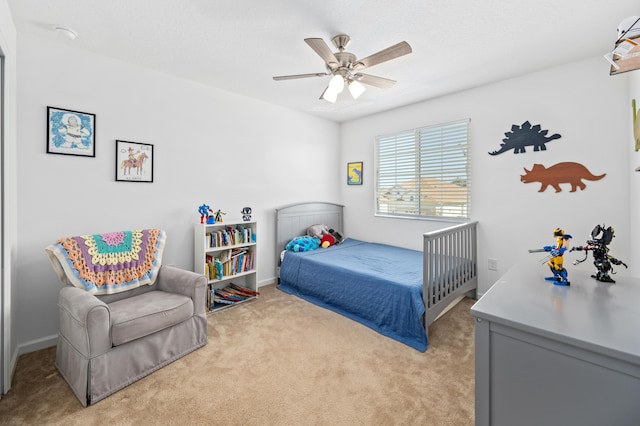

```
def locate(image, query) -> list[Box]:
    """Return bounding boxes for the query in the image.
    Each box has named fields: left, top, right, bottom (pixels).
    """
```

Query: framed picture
left=347, top=161, right=363, bottom=185
left=47, top=106, right=96, bottom=157
left=115, top=140, right=154, bottom=183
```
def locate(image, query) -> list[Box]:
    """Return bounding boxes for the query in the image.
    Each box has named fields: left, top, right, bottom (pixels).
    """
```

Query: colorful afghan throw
left=45, top=229, right=166, bottom=294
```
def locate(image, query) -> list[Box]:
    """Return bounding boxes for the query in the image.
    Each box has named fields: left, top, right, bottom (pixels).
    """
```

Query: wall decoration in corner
left=347, top=161, right=363, bottom=185
left=115, top=140, right=154, bottom=183
left=520, top=162, right=606, bottom=193
left=47, top=106, right=96, bottom=157
left=488, top=121, right=561, bottom=156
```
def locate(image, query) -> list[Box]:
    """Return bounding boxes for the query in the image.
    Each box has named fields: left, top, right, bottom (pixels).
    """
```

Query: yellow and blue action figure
left=530, top=228, right=572, bottom=286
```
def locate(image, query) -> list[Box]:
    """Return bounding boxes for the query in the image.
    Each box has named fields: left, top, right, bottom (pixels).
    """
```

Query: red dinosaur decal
left=521, top=162, right=606, bottom=192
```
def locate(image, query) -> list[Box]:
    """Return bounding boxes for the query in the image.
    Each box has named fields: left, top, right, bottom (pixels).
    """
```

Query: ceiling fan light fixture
left=276, top=34, right=413, bottom=102
left=320, top=85, right=338, bottom=103
left=348, top=80, right=366, bottom=99
left=328, top=74, right=345, bottom=93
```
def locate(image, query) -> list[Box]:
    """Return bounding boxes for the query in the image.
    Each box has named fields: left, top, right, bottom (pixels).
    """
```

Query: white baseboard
left=17, top=334, right=57, bottom=356
left=10, top=345, right=19, bottom=387
left=258, top=277, right=277, bottom=288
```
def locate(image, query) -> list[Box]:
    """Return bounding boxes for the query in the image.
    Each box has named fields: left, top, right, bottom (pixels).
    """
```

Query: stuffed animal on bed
left=328, top=229, right=343, bottom=245
left=307, top=224, right=343, bottom=247
left=320, top=233, right=335, bottom=248
left=306, top=224, right=330, bottom=238
left=286, top=235, right=321, bottom=252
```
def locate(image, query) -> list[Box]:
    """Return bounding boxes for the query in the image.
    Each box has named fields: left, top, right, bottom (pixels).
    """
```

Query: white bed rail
left=423, top=221, right=478, bottom=329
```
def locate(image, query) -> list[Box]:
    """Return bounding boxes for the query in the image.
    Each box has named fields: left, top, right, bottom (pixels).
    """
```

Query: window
left=375, top=119, right=470, bottom=220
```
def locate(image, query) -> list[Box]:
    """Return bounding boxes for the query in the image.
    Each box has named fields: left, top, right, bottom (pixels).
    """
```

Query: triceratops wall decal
left=520, top=162, right=606, bottom=193
left=489, top=121, right=561, bottom=155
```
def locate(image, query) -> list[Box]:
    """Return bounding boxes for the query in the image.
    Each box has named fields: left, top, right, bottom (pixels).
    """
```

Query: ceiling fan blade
left=356, top=41, right=412, bottom=69
left=273, top=72, right=329, bottom=81
left=304, top=38, right=339, bottom=68
left=355, top=73, right=396, bottom=89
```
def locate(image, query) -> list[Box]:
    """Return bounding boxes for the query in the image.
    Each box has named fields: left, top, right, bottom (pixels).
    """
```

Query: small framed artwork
left=47, top=106, right=96, bottom=157
left=115, top=140, right=154, bottom=183
left=347, top=161, right=363, bottom=185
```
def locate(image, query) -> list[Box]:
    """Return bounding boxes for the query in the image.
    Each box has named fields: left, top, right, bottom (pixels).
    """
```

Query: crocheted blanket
left=45, top=229, right=166, bottom=294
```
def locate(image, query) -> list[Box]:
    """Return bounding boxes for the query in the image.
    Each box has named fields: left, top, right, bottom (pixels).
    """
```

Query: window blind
left=375, top=119, right=470, bottom=219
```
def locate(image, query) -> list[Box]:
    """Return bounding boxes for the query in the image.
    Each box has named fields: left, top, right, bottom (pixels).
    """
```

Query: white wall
left=630, top=71, right=640, bottom=271
left=13, top=28, right=638, bottom=353
left=0, top=0, right=17, bottom=395
left=15, top=32, right=340, bottom=352
left=341, top=56, right=632, bottom=296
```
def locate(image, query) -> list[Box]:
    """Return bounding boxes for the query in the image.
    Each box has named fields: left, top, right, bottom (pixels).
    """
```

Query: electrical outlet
left=488, top=258, right=498, bottom=271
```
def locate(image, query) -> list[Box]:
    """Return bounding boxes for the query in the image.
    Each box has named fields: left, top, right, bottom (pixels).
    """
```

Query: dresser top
left=471, top=259, right=640, bottom=365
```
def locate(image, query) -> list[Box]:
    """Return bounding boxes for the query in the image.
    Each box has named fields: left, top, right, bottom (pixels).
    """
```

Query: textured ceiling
left=8, top=0, right=639, bottom=122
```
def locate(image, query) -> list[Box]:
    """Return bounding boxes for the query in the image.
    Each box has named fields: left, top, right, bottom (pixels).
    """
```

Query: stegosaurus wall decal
left=489, top=121, right=561, bottom=155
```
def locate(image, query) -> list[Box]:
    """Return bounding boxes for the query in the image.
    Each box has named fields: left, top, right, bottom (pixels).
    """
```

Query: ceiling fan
left=273, top=34, right=412, bottom=103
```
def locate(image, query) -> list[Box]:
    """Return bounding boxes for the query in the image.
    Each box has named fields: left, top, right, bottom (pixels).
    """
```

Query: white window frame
left=375, top=118, right=471, bottom=221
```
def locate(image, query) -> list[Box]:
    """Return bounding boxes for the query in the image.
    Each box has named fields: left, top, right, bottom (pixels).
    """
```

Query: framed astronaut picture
left=47, top=106, right=96, bottom=157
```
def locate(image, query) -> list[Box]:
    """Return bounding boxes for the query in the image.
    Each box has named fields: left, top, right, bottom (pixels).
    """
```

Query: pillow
left=286, top=235, right=320, bottom=252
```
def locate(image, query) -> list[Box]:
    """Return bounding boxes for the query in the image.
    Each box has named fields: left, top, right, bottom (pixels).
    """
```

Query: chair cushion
left=109, top=291, right=194, bottom=346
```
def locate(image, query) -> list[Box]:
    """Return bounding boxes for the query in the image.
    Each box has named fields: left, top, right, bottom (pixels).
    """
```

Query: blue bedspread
left=278, top=238, right=427, bottom=351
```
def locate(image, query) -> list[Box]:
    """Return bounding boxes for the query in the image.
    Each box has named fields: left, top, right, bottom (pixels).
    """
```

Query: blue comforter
left=278, top=238, right=427, bottom=351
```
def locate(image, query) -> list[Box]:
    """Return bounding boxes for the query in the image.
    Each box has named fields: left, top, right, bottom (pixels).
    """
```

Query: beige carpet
left=0, top=284, right=475, bottom=425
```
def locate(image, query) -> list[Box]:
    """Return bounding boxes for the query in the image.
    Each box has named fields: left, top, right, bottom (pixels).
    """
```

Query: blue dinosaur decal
left=489, top=121, right=561, bottom=155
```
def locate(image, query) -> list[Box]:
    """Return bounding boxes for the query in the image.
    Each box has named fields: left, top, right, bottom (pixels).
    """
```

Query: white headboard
left=275, top=202, right=344, bottom=264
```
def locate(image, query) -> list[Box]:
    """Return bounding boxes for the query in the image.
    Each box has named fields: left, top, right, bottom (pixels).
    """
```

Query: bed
left=275, top=202, right=478, bottom=351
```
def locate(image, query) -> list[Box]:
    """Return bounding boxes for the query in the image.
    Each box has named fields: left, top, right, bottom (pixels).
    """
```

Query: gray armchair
left=56, top=265, right=207, bottom=406
left=46, top=228, right=208, bottom=406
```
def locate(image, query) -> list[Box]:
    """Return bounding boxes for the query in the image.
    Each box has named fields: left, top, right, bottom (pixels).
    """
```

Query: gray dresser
left=471, top=260, right=640, bottom=426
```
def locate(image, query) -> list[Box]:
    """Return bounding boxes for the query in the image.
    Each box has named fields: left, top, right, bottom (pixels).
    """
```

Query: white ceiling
left=8, top=0, right=639, bottom=122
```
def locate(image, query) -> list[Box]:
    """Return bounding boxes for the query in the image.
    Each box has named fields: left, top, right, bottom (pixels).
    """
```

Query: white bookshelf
left=193, top=220, right=257, bottom=312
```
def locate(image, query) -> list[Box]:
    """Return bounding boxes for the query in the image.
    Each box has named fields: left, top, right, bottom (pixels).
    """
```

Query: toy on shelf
left=198, top=204, right=214, bottom=224
left=571, top=224, right=628, bottom=283
left=214, top=209, right=226, bottom=223
left=529, top=228, right=573, bottom=286
left=241, top=207, right=252, bottom=221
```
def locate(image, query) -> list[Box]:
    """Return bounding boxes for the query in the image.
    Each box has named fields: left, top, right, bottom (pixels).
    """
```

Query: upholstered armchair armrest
left=156, top=265, right=207, bottom=315
left=58, top=286, right=111, bottom=358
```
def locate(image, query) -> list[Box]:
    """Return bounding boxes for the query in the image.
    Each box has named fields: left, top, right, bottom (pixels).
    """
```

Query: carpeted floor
left=0, top=284, right=475, bottom=425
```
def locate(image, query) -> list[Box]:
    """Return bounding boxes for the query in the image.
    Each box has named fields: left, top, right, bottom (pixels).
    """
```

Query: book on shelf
left=213, top=295, right=237, bottom=305
left=219, top=249, right=232, bottom=263
left=204, top=251, right=255, bottom=281
left=207, top=283, right=260, bottom=311
left=204, top=224, right=256, bottom=249
left=229, top=283, right=260, bottom=296
left=215, top=288, right=245, bottom=301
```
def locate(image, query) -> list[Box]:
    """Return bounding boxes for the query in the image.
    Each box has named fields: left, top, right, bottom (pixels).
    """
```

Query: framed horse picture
left=115, top=140, right=154, bottom=182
